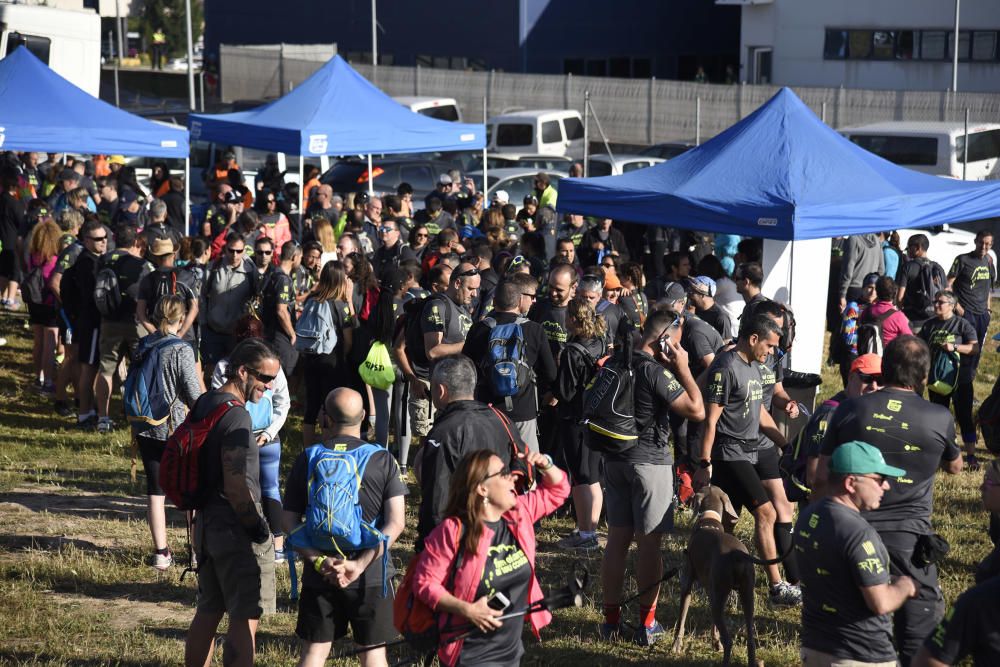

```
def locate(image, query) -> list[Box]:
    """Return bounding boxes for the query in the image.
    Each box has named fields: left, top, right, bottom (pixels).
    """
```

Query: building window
left=896, top=31, right=916, bottom=60
left=586, top=59, right=607, bottom=76
left=825, top=28, right=1000, bottom=63
left=920, top=31, right=947, bottom=60
left=849, top=30, right=873, bottom=58
left=824, top=30, right=849, bottom=59
left=872, top=31, right=895, bottom=59
left=972, top=31, right=997, bottom=61
left=947, top=31, right=971, bottom=61
left=632, top=58, right=652, bottom=78
left=609, top=57, right=631, bottom=78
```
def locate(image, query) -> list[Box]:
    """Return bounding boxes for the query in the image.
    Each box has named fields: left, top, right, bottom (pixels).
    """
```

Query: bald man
left=283, top=388, right=407, bottom=667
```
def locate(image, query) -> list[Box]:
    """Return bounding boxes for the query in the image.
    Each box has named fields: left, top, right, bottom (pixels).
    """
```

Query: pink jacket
left=413, top=472, right=570, bottom=667
left=864, top=301, right=912, bottom=345
left=257, top=214, right=292, bottom=265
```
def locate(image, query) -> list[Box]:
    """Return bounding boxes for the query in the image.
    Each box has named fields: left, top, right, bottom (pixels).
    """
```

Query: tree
left=139, top=0, right=203, bottom=59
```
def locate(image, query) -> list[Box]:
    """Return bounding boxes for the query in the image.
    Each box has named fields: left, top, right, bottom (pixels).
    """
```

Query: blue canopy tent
left=557, top=87, right=1000, bottom=241
left=0, top=47, right=189, bottom=158
left=188, top=54, right=485, bottom=156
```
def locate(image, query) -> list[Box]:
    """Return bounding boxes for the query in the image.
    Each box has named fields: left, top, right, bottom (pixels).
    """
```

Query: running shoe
left=75, top=415, right=98, bottom=431
left=556, top=531, right=601, bottom=551
left=769, top=580, right=802, bottom=607
left=53, top=399, right=74, bottom=417
left=96, top=416, right=114, bottom=434
left=152, top=550, right=173, bottom=571
left=598, top=622, right=626, bottom=642
left=634, top=621, right=666, bottom=647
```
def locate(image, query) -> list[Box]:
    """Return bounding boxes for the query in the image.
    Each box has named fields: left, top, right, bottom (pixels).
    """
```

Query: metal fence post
left=415, top=63, right=420, bottom=96
left=564, top=72, right=571, bottom=109
left=278, top=43, right=285, bottom=100
left=583, top=90, right=590, bottom=177
left=647, top=76, right=655, bottom=144
left=488, top=69, right=495, bottom=119
left=695, top=96, right=701, bottom=146
left=821, top=101, right=827, bottom=124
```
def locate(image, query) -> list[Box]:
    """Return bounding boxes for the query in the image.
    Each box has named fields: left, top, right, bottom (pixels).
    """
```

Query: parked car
left=467, top=167, right=568, bottom=205
left=892, top=225, right=998, bottom=273
left=586, top=154, right=664, bottom=176
left=840, top=121, right=1000, bottom=181
left=319, top=157, right=457, bottom=202
left=486, top=110, right=585, bottom=158
left=393, top=96, right=463, bottom=122
left=465, top=153, right=574, bottom=172
left=639, top=142, right=694, bottom=160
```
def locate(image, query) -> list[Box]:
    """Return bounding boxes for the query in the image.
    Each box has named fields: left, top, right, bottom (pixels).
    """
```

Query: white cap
left=438, top=173, right=453, bottom=185
left=491, top=190, right=509, bottom=204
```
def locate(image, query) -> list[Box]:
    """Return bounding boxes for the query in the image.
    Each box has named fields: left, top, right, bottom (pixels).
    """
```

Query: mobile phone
left=487, top=591, right=510, bottom=611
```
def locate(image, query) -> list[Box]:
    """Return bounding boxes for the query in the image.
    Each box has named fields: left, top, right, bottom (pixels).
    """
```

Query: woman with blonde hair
left=300, top=260, right=356, bottom=445
left=554, top=299, right=608, bottom=551
left=312, top=217, right=338, bottom=268
left=25, top=219, right=62, bottom=392
left=131, top=294, right=203, bottom=570
left=412, top=448, right=569, bottom=667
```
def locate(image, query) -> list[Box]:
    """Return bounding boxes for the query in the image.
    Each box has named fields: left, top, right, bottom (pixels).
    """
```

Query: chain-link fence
left=220, top=46, right=1000, bottom=145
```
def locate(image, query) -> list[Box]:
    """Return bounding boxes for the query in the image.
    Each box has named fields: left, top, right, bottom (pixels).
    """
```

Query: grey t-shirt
left=706, top=347, right=764, bottom=462
left=680, top=314, right=724, bottom=378
left=755, top=351, right=784, bottom=450
left=795, top=498, right=895, bottom=663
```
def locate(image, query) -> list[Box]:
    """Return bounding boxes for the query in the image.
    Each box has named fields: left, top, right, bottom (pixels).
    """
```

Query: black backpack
left=22, top=264, right=47, bottom=306
left=856, top=307, right=896, bottom=356
left=908, top=258, right=947, bottom=319
left=581, top=329, right=639, bottom=454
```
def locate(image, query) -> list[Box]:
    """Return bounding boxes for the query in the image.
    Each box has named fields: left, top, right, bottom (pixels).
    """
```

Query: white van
left=393, top=96, right=463, bottom=122
left=0, top=4, right=101, bottom=97
left=486, top=110, right=585, bottom=159
left=840, top=121, right=1000, bottom=181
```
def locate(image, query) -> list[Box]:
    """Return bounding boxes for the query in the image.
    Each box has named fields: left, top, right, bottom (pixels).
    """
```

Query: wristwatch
left=538, top=454, right=554, bottom=471
left=697, top=459, right=712, bottom=470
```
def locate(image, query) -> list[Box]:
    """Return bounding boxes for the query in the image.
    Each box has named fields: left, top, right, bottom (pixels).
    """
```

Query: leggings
left=259, top=439, right=283, bottom=535
left=372, top=385, right=392, bottom=447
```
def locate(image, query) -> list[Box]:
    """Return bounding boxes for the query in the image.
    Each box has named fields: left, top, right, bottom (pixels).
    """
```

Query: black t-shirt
left=460, top=518, right=531, bottom=666
left=820, top=387, right=960, bottom=534
left=596, top=300, right=624, bottom=348
left=0, top=191, right=25, bottom=248
left=105, top=253, right=153, bottom=322
left=795, top=498, right=895, bottom=662
left=923, top=576, right=1000, bottom=666
left=261, top=266, right=295, bottom=337
left=680, top=314, right=724, bottom=378
left=698, top=304, right=733, bottom=341
left=706, top=347, right=765, bottom=461
left=527, top=298, right=568, bottom=360
left=897, top=257, right=944, bottom=322
left=192, top=390, right=259, bottom=506
left=948, top=251, right=995, bottom=315
left=918, top=315, right=980, bottom=381
left=137, top=267, right=199, bottom=341
left=463, top=312, right=556, bottom=422
left=606, top=351, right=685, bottom=466
left=64, top=250, right=102, bottom=326
left=283, top=436, right=408, bottom=589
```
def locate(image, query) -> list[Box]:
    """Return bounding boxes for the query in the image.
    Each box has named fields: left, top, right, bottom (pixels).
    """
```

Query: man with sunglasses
left=372, top=218, right=416, bottom=280
left=796, top=441, right=916, bottom=667
left=819, top=335, right=963, bottom=667
left=202, top=232, right=261, bottom=375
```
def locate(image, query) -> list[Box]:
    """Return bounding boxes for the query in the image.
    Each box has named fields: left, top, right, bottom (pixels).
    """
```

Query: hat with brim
left=108, top=155, right=126, bottom=166
left=662, top=281, right=687, bottom=303
left=149, top=238, right=175, bottom=256
left=830, top=440, right=906, bottom=477
left=850, top=353, right=882, bottom=375
left=604, top=273, right=622, bottom=290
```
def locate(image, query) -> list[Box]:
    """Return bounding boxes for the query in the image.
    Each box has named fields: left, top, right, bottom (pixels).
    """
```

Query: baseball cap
left=149, top=238, right=175, bottom=256
left=58, top=168, right=80, bottom=182
left=108, top=155, right=126, bottom=166
left=119, top=189, right=138, bottom=205
left=221, top=190, right=241, bottom=204
left=604, top=273, right=622, bottom=290
left=438, top=173, right=453, bottom=185
left=850, top=353, right=882, bottom=376
left=688, top=275, right=717, bottom=297
left=523, top=194, right=538, bottom=205
left=830, top=441, right=906, bottom=477
left=662, top=281, right=687, bottom=303
left=491, top=190, right=509, bottom=205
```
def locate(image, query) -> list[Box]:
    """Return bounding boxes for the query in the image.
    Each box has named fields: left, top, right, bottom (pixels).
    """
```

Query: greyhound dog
left=671, top=485, right=770, bottom=667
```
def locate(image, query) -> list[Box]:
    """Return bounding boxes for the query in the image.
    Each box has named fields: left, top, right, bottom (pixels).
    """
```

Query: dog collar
left=698, top=509, right=723, bottom=524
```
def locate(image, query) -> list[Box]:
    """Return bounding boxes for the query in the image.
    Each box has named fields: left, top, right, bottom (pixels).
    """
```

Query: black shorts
left=755, top=445, right=781, bottom=481
left=560, top=419, right=603, bottom=485
left=28, top=302, right=59, bottom=327
left=295, top=583, right=396, bottom=646
left=0, top=247, right=20, bottom=281
left=76, top=324, right=101, bottom=366
left=137, top=435, right=166, bottom=496
left=711, top=459, right=770, bottom=515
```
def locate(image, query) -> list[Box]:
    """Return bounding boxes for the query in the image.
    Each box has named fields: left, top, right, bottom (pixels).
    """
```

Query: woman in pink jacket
left=412, top=449, right=570, bottom=667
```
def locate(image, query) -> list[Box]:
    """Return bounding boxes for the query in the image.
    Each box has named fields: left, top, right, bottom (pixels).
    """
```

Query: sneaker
left=556, top=532, right=601, bottom=551
left=0, top=336, right=6, bottom=346
left=75, top=415, right=98, bottom=430
left=598, top=622, right=626, bottom=642
left=966, top=453, right=981, bottom=472
left=634, top=621, right=666, bottom=647
left=96, top=417, right=114, bottom=434
left=274, top=548, right=287, bottom=564
left=152, top=550, right=173, bottom=571
left=53, top=400, right=74, bottom=418
left=769, top=580, right=802, bottom=608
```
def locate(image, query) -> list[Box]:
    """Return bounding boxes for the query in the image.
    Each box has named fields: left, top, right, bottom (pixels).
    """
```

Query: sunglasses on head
left=454, top=267, right=480, bottom=279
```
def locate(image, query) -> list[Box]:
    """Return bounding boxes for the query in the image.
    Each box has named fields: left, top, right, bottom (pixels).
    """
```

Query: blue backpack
left=287, top=442, right=390, bottom=595
left=483, top=317, right=533, bottom=411
left=124, top=334, right=189, bottom=426
left=294, top=297, right=338, bottom=355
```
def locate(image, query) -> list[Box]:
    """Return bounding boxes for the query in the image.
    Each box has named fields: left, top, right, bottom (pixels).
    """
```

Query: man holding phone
left=600, top=309, right=704, bottom=646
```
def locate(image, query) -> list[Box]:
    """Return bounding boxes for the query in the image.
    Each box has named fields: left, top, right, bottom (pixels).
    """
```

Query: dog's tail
left=740, top=539, right=794, bottom=566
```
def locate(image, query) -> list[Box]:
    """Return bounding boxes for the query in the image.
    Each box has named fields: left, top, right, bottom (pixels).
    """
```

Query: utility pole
left=185, top=0, right=196, bottom=110
left=952, top=0, right=960, bottom=92
left=371, top=0, right=378, bottom=84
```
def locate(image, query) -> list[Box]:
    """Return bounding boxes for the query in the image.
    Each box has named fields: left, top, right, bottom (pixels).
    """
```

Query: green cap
left=830, top=441, right=906, bottom=477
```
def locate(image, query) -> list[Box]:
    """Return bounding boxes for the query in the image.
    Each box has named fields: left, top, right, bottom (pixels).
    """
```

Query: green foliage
left=138, top=0, right=203, bottom=59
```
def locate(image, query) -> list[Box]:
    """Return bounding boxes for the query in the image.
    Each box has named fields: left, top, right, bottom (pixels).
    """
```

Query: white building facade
left=726, top=0, right=1000, bottom=93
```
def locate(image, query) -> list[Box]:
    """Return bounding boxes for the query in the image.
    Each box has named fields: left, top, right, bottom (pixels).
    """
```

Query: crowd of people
left=0, top=148, right=998, bottom=667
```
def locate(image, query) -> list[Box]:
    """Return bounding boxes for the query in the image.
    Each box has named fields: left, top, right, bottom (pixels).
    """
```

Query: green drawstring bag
left=927, top=348, right=960, bottom=396
left=359, top=341, right=395, bottom=391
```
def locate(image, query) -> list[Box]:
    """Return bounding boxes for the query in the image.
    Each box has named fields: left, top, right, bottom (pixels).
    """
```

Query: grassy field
left=0, top=305, right=997, bottom=667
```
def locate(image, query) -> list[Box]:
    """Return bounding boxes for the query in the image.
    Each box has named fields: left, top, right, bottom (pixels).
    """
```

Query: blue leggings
left=259, top=440, right=283, bottom=535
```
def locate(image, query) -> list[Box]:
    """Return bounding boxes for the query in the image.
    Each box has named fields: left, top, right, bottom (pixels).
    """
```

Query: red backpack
left=159, top=399, right=243, bottom=510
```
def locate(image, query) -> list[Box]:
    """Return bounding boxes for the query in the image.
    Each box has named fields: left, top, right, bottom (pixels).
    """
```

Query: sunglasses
left=509, top=255, right=526, bottom=267
left=933, top=300, right=953, bottom=305
left=454, top=267, right=480, bottom=279
left=481, top=465, right=512, bottom=483
left=246, top=367, right=277, bottom=384
left=226, top=247, right=245, bottom=255
left=522, top=292, right=537, bottom=300
left=858, top=373, right=882, bottom=384
left=88, top=235, right=108, bottom=242
left=852, top=474, right=886, bottom=486
left=378, top=226, right=396, bottom=233
left=415, top=232, right=428, bottom=238
left=257, top=249, right=273, bottom=255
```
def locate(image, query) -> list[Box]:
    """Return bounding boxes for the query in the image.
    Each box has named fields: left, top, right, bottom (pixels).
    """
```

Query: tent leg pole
left=184, top=157, right=191, bottom=236
left=482, top=95, right=488, bottom=193
left=367, top=154, right=374, bottom=198
left=298, top=156, right=304, bottom=242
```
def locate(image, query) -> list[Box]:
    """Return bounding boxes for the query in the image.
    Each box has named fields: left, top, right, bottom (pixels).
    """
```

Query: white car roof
left=840, top=121, right=1000, bottom=136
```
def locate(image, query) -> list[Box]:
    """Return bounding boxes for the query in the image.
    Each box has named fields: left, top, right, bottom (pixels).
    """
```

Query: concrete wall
left=740, top=0, right=1000, bottom=92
